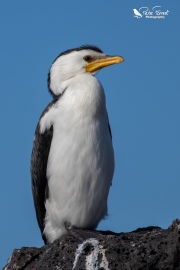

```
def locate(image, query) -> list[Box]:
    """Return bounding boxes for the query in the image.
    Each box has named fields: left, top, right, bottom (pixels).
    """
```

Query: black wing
left=108, top=122, right=112, bottom=140
left=107, top=113, right=112, bottom=140
left=108, top=116, right=113, bottom=186
left=31, top=99, right=57, bottom=243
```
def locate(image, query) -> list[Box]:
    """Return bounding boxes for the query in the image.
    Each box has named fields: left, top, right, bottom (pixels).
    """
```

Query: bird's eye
left=83, top=55, right=92, bottom=62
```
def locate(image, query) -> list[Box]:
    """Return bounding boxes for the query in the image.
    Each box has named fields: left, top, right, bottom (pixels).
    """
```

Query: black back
left=31, top=99, right=58, bottom=243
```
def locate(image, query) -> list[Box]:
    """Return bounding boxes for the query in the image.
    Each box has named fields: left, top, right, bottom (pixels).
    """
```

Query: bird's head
left=48, top=45, right=124, bottom=98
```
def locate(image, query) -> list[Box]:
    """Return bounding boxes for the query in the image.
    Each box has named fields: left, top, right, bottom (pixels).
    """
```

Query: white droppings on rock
left=99, top=245, right=109, bottom=269
left=72, top=238, right=110, bottom=270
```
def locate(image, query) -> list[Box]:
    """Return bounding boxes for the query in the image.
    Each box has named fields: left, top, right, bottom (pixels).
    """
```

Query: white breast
left=40, top=74, right=114, bottom=243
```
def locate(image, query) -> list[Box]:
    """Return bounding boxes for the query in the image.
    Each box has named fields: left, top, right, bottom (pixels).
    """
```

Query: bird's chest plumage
left=40, top=75, right=114, bottom=229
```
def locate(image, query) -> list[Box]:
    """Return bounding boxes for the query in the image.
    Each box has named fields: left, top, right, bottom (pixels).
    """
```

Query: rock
left=3, top=220, right=180, bottom=270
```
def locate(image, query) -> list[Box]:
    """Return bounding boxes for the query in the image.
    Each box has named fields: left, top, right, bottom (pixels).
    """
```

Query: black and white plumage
left=31, top=45, right=124, bottom=244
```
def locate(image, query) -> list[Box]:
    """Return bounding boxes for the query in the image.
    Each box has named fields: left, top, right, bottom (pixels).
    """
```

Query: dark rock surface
left=4, top=220, right=180, bottom=270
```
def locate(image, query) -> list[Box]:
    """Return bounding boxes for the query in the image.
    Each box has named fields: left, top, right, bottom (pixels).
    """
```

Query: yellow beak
left=85, top=55, right=124, bottom=73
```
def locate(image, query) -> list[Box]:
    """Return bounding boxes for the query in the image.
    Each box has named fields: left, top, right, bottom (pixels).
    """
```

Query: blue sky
left=0, top=1, right=180, bottom=268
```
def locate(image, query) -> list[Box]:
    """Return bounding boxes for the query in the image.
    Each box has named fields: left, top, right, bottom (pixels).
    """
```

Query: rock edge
left=4, top=219, right=180, bottom=270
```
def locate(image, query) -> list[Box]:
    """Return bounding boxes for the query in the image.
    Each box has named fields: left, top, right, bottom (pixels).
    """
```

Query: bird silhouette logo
left=133, top=8, right=143, bottom=18
left=133, top=6, right=170, bottom=20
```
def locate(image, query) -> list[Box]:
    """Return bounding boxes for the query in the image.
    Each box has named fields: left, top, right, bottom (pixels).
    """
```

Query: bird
left=31, top=45, right=124, bottom=244
left=133, top=8, right=143, bottom=18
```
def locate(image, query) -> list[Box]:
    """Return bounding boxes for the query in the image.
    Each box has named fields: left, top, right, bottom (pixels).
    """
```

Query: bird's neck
left=40, top=74, right=107, bottom=134
left=59, top=74, right=106, bottom=117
